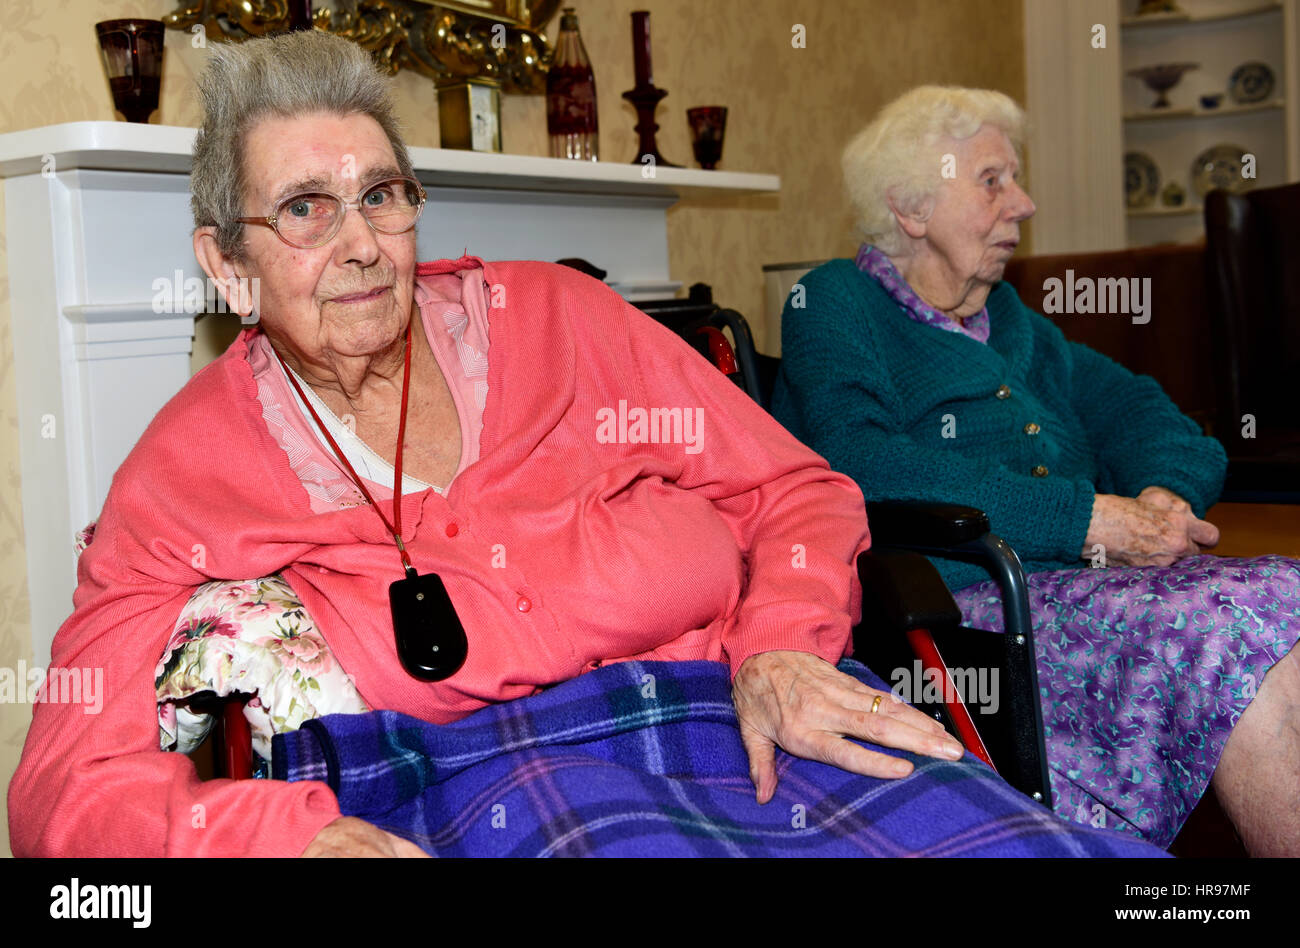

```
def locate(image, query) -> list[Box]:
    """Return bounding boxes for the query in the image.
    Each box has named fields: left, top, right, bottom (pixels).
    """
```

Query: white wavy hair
left=842, top=86, right=1026, bottom=254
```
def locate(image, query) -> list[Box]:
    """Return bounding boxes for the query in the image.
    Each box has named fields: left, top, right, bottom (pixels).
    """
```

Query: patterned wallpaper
left=0, top=0, right=1025, bottom=856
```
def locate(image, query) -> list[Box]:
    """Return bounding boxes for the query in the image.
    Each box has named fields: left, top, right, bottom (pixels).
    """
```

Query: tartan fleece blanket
left=272, top=658, right=1168, bottom=857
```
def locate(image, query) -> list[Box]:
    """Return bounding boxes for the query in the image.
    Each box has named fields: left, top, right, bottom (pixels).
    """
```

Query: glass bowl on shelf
left=1127, top=62, right=1198, bottom=109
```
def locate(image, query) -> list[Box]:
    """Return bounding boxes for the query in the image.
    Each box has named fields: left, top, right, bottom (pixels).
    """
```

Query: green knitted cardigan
left=771, top=258, right=1228, bottom=591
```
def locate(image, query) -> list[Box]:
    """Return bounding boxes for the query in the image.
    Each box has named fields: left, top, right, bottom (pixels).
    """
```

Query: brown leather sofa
left=1003, top=242, right=1216, bottom=435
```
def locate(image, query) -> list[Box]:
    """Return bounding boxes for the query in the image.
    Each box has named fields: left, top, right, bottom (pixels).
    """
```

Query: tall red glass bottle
left=547, top=7, right=599, bottom=160
left=287, top=1, right=312, bottom=31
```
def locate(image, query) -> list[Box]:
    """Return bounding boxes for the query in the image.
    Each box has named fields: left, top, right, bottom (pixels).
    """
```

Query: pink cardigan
left=8, top=257, right=870, bottom=857
left=248, top=264, right=491, bottom=512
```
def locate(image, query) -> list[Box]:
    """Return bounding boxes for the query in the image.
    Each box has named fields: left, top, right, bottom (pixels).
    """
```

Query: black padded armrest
left=855, top=549, right=962, bottom=639
left=852, top=550, right=961, bottom=702
left=866, top=500, right=990, bottom=549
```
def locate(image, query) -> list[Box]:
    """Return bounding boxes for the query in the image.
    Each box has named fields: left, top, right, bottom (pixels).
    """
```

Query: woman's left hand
left=731, top=649, right=966, bottom=804
left=1137, top=485, right=1220, bottom=551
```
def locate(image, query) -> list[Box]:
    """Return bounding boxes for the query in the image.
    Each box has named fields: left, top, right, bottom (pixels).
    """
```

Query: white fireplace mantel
left=1, top=121, right=780, bottom=663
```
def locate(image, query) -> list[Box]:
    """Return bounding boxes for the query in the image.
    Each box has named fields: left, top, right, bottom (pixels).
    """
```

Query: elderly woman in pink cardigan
left=8, top=32, right=1162, bottom=858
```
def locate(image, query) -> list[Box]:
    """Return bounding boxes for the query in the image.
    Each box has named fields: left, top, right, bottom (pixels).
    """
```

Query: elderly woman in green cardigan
left=771, top=85, right=1300, bottom=855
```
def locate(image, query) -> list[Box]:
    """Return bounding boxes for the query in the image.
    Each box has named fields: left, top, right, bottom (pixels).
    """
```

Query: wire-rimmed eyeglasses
left=234, top=176, right=427, bottom=250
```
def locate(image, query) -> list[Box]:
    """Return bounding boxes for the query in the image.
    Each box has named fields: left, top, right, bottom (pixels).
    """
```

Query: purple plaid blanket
left=272, top=659, right=1168, bottom=857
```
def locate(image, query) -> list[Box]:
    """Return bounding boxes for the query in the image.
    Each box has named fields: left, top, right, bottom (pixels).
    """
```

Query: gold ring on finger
left=870, top=695, right=883, bottom=714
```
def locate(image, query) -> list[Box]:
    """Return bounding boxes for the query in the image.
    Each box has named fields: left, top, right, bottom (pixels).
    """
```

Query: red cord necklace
left=273, top=320, right=468, bottom=681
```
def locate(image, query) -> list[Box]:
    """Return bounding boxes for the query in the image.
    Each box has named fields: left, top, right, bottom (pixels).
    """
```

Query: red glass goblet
left=687, top=107, right=727, bottom=171
left=95, top=19, right=165, bottom=124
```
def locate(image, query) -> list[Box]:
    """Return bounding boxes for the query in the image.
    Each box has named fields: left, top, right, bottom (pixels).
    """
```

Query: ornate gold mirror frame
left=163, top=1, right=561, bottom=93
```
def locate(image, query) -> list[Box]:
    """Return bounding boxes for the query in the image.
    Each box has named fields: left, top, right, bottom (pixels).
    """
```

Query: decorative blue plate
left=1190, top=143, right=1253, bottom=198
left=1228, top=61, right=1274, bottom=104
left=1125, top=151, right=1161, bottom=208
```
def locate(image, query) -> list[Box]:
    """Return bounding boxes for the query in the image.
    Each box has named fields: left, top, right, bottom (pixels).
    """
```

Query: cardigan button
left=1032, top=465, right=1049, bottom=477
left=516, top=596, right=532, bottom=613
left=445, top=522, right=459, bottom=538
left=1024, top=422, right=1040, bottom=436
left=995, top=385, right=1012, bottom=400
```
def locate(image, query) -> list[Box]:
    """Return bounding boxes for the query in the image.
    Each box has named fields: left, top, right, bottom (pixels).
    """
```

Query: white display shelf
left=0, top=121, right=779, bottom=199
left=1123, top=97, right=1285, bottom=120
left=1116, top=0, right=1297, bottom=248
left=1121, top=1, right=1282, bottom=28
left=1020, top=0, right=1298, bottom=255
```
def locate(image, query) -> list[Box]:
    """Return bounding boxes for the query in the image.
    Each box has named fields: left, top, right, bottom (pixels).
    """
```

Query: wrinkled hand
left=1083, top=489, right=1218, bottom=567
left=731, top=650, right=965, bottom=804
left=1137, top=485, right=1220, bottom=553
left=301, top=816, right=431, bottom=858
left=1135, top=485, right=1193, bottom=516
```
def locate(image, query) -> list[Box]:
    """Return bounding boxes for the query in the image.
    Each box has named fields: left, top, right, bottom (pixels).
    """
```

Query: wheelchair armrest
left=866, top=500, right=990, bottom=550
left=853, top=550, right=1009, bottom=778
left=855, top=524, right=1052, bottom=804
left=852, top=550, right=961, bottom=743
left=864, top=499, right=1033, bottom=653
left=855, top=549, right=962, bottom=641
left=711, top=308, right=764, bottom=405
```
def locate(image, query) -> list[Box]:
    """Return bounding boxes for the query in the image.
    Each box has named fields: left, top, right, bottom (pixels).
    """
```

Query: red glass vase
left=547, top=8, right=599, bottom=161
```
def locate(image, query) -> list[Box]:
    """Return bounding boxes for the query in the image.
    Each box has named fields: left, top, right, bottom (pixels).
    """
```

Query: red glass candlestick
left=620, top=11, right=679, bottom=167
left=631, top=11, right=653, bottom=88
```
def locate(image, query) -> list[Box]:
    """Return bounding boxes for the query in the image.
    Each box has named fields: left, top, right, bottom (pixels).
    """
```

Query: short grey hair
left=842, top=85, right=1026, bottom=255
left=191, top=29, right=415, bottom=259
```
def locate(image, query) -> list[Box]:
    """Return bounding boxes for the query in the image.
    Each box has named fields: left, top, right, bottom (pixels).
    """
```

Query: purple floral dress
left=857, top=245, right=1300, bottom=847
left=953, top=556, right=1299, bottom=846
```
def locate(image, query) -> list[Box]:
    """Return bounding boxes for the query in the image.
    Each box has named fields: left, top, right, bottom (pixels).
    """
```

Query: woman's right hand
left=1083, top=492, right=1218, bottom=567
left=301, top=816, right=431, bottom=857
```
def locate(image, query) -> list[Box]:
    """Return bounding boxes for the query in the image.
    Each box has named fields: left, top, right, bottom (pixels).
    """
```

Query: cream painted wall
left=0, top=0, right=1025, bottom=856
